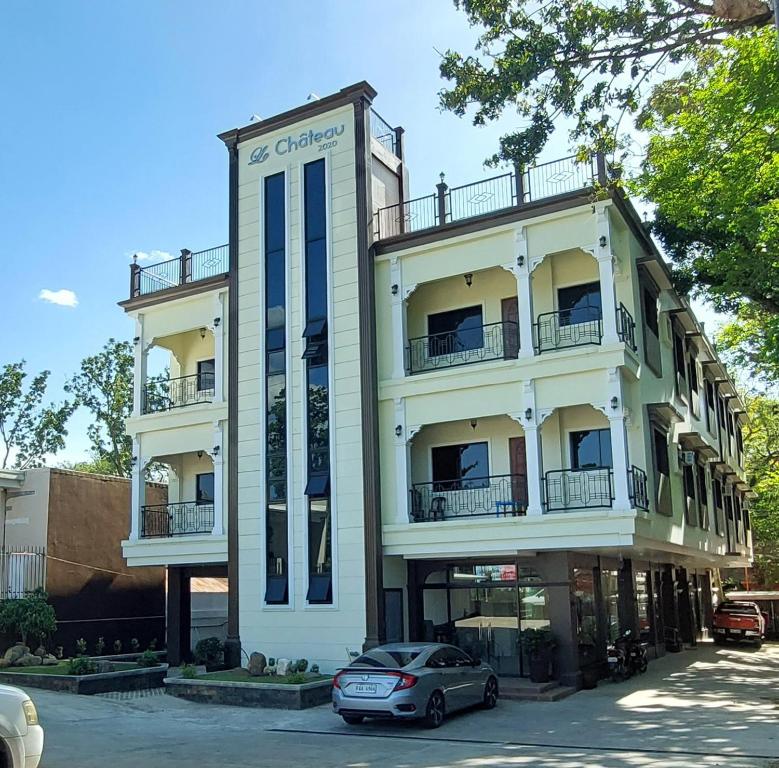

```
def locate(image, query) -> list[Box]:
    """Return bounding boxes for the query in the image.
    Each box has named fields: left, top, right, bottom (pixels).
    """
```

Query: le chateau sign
left=248, top=123, right=345, bottom=165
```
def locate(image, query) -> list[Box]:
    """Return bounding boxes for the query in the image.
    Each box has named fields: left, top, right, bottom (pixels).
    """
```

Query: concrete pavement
left=29, top=642, right=779, bottom=767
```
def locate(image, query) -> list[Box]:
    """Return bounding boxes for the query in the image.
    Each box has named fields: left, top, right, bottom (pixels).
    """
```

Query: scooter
left=607, top=629, right=648, bottom=681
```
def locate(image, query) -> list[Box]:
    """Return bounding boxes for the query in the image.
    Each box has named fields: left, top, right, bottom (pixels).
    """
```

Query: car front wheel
left=423, top=691, right=445, bottom=729
left=482, top=676, right=498, bottom=709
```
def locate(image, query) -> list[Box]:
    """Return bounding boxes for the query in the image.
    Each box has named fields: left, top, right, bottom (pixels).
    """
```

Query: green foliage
left=0, top=360, right=75, bottom=469
left=148, top=637, right=158, bottom=651
left=0, top=589, right=56, bottom=646
left=75, top=638, right=87, bottom=656
left=181, top=663, right=198, bottom=679
left=295, top=658, right=308, bottom=673
left=65, top=338, right=134, bottom=477
left=113, top=639, right=122, bottom=654
left=519, top=627, right=556, bottom=657
left=130, top=638, right=140, bottom=653
left=439, top=1, right=772, bottom=166
left=95, top=636, right=106, bottom=656
left=718, top=305, right=779, bottom=386
left=634, top=30, right=779, bottom=316
left=67, top=656, right=97, bottom=675
left=285, top=672, right=309, bottom=684
left=194, top=637, right=224, bottom=666
left=137, top=650, right=160, bottom=668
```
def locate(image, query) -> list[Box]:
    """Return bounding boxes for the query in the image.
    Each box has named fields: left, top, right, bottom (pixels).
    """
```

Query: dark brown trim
left=218, top=82, right=377, bottom=146
left=118, top=274, right=228, bottom=312
left=354, top=95, right=384, bottom=650
left=224, top=137, right=241, bottom=669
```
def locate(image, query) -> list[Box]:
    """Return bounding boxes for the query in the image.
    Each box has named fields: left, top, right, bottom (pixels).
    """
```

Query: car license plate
left=715, top=628, right=726, bottom=633
left=607, top=656, right=618, bottom=663
left=353, top=683, right=377, bottom=695
left=745, top=630, right=759, bottom=636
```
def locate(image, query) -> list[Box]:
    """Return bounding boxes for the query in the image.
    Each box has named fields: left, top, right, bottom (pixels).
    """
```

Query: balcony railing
left=140, top=502, right=215, bottom=538
left=410, top=474, right=528, bottom=522
left=628, top=466, right=650, bottom=510
left=406, top=320, right=519, bottom=374
left=370, top=108, right=401, bottom=157
left=544, top=468, right=614, bottom=512
left=142, top=373, right=215, bottom=414
left=374, top=153, right=606, bottom=240
left=616, top=303, right=637, bottom=351
left=130, top=244, right=229, bottom=299
left=535, top=306, right=603, bottom=353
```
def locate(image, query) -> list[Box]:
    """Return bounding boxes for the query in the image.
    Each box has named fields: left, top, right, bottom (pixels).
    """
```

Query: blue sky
left=0, top=1, right=721, bottom=463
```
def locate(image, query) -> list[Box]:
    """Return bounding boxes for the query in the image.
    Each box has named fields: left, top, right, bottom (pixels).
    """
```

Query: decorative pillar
left=390, top=258, right=408, bottom=379
left=595, top=205, right=619, bottom=344
left=129, top=438, right=144, bottom=540
left=212, top=291, right=225, bottom=403
left=604, top=368, right=631, bottom=510
left=211, top=422, right=224, bottom=536
left=132, top=316, right=148, bottom=417
left=392, top=399, right=412, bottom=523
left=520, top=380, right=544, bottom=515
left=513, top=228, right=535, bottom=358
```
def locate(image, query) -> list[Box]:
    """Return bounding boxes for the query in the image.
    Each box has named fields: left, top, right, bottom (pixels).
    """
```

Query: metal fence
left=629, top=466, right=650, bottom=511
left=140, top=502, right=215, bottom=538
left=374, top=193, right=438, bottom=239
left=616, top=303, right=637, bottom=351
left=370, top=109, right=400, bottom=157
left=534, top=307, right=603, bottom=353
left=0, top=547, right=46, bottom=599
left=130, top=244, right=229, bottom=298
left=142, top=373, right=215, bottom=413
left=544, top=468, right=614, bottom=512
left=410, top=474, right=528, bottom=521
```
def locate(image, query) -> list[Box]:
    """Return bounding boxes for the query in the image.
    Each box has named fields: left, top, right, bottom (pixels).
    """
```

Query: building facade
left=121, top=83, right=752, bottom=683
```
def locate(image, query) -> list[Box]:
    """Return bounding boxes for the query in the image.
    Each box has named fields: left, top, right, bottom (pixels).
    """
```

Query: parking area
left=31, top=642, right=779, bottom=767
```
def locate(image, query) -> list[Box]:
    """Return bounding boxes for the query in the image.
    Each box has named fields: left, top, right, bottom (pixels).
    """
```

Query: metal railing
left=374, top=153, right=604, bottom=240
left=406, top=320, right=518, bottom=374
left=142, top=373, right=215, bottom=413
left=534, top=306, right=603, bottom=353
left=0, top=547, right=46, bottom=600
left=370, top=108, right=400, bottom=157
left=140, top=502, right=215, bottom=538
left=410, top=474, right=528, bottom=522
left=616, top=303, right=637, bottom=351
left=544, top=468, right=614, bottom=512
left=629, top=466, right=650, bottom=510
left=130, top=244, right=229, bottom=298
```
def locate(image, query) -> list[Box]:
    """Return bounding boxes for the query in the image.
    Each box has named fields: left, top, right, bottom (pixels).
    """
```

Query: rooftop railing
left=370, top=108, right=402, bottom=158
left=130, top=244, right=229, bottom=299
left=375, top=153, right=606, bottom=240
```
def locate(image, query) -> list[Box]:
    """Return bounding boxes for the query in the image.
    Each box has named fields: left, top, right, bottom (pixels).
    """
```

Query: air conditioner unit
left=678, top=450, right=696, bottom=466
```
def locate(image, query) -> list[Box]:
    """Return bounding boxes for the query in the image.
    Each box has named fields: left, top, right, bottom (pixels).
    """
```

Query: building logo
left=248, top=123, right=345, bottom=165
left=248, top=145, right=270, bottom=165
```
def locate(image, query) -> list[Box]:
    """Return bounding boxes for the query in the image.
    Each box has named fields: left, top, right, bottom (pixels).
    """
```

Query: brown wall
left=45, top=469, right=166, bottom=654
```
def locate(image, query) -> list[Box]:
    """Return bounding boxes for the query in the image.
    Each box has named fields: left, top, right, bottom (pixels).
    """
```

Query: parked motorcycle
left=607, top=629, right=648, bottom=682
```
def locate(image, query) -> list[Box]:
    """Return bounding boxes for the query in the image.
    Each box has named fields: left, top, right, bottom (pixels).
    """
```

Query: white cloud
left=38, top=288, right=78, bottom=307
left=130, top=249, right=172, bottom=262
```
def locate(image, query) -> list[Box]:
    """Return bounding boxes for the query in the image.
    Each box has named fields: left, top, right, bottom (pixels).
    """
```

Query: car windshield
left=717, top=602, right=758, bottom=614
left=351, top=649, right=420, bottom=669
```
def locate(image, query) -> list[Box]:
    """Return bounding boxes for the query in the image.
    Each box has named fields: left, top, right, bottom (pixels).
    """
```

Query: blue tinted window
left=570, top=429, right=612, bottom=469
left=304, top=160, right=327, bottom=242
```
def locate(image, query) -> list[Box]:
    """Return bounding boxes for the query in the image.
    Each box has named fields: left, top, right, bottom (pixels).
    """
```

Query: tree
left=438, top=0, right=772, bottom=166
left=0, top=361, right=74, bottom=470
left=718, top=304, right=779, bottom=386
left=635, top=30, right=779, bottom=316
left=0, top=589, right=57, bottom=647
left=65, top=339, right=134, bottom=478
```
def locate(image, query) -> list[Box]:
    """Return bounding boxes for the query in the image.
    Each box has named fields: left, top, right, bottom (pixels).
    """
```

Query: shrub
left=311, top=664, right=320, bottom=674
left=286, top=673, right=309, bottom=684
left=268, top=657, right=276, bottom=666
left=67, top=656, right=97, bottom=676
left=95, top=637, right=106, bottom=656
left=113, top=640, right=122, bottom=654
left=75, top=638, right=88, bottom=656
left=194, top=637, right=224, bottom=667
left=137, top=650, right=160, bottom=668
left=129, top=638, right=140, bottom=653
left=296, top=659, right=308, bottom=673
left=181, top=664, right=198, bottom=679
left=0, top=589, right=56, bottom=647
left=519, top=627, right=556, bottom=658
left=148, top=638, right=158, bottom=651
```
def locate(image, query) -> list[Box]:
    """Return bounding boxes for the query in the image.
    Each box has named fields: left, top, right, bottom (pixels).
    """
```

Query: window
left=697, top=464, right=709, bottom=529
left=353, top=649, right=420, bottom=668
left=570, top=429, right=612, bottom=469
left=197, top=359, right=215, bottom=392
left=705, top=380, right=716, bottom=432
left=431, top=442, right=489, bottom=489
left=557, top=282, right=602, bottom=326
left=306, top=498, right=332, bottom=604
left=673, top=328, right=686, bottom=381
left=653, top=429, right=669, bottom=477
left=196, top=472, right=214, bottom=504
left=683, top=464, right=697, bottom=526
left=427, top=306, right=484, bottom=356
left=643, top=288, right=659, bottom=335
left=427, top=647, right=472, bottom=668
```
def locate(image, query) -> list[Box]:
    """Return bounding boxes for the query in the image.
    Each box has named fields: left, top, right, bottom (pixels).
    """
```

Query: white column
left=390, top=258, right=408, bottom=379
left=514, top=228, right=535, bottom=358
left=393, top=399, right=411, bottom=523
left=213, top=292, right=225, bottom=403
left=606, top=368, right=631, bottom=510
left=595, top=206, right=619, bottom=344
left=132, top=316, right=147, bottom=417
left=129, top=438, right=144, bottom=540
left=524, top=425, right=544, bottom=516
left=211, top=422, right=224, bottom=535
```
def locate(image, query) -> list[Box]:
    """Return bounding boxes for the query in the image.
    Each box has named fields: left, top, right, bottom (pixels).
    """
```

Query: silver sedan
left=332, top=643, right=498, bottom=728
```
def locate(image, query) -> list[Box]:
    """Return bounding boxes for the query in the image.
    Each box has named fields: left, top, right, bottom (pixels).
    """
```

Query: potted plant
left=521, top=627, right=556, bottom=683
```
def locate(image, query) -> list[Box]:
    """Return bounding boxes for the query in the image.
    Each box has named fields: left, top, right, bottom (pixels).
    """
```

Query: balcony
left=410, top=474, right=527, bottom=522
left=140, top=501, right=215, bottom=538
left=129, top=244, right=228, bottom=299
left=544, top=468, right=614, bottom=512
left=533, top=304, right=636, bottom=354
left=142, top=373, right=215, bottom=414
left=374, top=154, right=607, bottom=240
left=406, top=320, right=518, bottom=375
left=628, top=465, right=650, bottom=511
left=370, top=108, right=401, bottom=158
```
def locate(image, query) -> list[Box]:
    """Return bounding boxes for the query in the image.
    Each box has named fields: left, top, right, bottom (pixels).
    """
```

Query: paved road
left=28, top=642, right=779, bottom=768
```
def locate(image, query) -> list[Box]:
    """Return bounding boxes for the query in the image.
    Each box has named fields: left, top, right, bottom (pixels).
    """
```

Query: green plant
left=55, top=646, right=64, bottom=660
left=148, top=637, right=158, bottom=651
left=95, top=636, right=105, bottom=656
left=520, top=627, right=556, bottom=658
left=311, top=664, right=320, bottom=674
left=75, top=638, right=87, bottom=656
left=130, top=638, right=140, bottom=653
left=268, top=657, right=275, bottom=666
left=113, top=640, right=122, bottom=654
left=181, top=663, right=198, bottom=679
left=296, top=658, right=308, bottom=673
left=194, top=637, right=224, bottom=667
left=137, top=650, right=160, bottom=668
left=0, top=589, right=56, bottom=646
left=285, top=672, right=308, bottom=685
left=67, top=656, right=97, bottom=675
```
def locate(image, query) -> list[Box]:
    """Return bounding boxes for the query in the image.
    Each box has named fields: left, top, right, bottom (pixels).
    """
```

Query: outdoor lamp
left=610, top=396, right=619, bottom=410
left=525, top=408, right=532, bottom=421
left=394, top=425, right=402, bottom=437
left=599, top=235, right=607, bottom=248
left=464, top=273, right=473, bottom=288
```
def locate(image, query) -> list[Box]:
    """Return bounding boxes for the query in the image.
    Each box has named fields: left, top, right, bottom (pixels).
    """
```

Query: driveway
left=30, top=642, right=779, bottom=768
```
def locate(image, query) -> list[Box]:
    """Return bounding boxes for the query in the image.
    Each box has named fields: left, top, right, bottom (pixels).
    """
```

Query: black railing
left=0, top=546, right=46, bottom=599
left=142, top=373, right=215, bottom=413
left=406, top=320, right=518, bottom=374
left=130, top=244, right=229, bottom=299
left=534, top=306, right=603, bottom=353
left=410, top=474, right=528, bottom=522
left=616, top=303, right=637, bottom=351
left=140, top=502, right=215, bottom=538
left=374, top=153, right=604, bottom=239
left=544, top=468, right=614, bottom=512
left=370, top=108, right=400, bottom=157
left=629, top=466, right=650, bottom=510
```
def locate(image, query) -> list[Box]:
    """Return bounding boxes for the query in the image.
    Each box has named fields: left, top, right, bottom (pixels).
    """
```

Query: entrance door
left=509, top=437, right=529, bottom=510
left=501, top=297, right=519, bottom=359
left=384, top=588, right=404, bottom=643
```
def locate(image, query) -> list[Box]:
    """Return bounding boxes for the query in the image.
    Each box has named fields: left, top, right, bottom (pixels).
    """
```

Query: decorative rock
left=264, top=665, right=276, bottom=676
left=276, top=658, right=291, bottom=676
left=0, top=659, right=10, bottom=668
left=34, top=647, right=47, bottom=658
left=247, top=652, right=267, bottom=677
left=41, top=655, right=58, bottom=666
left=15, top=654, right=43, bottom=667
left=4, top=645, right=29, bottom=665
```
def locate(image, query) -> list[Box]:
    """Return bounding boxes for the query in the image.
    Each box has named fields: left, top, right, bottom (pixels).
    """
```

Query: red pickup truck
left=713, top=601, right=766, bottom=648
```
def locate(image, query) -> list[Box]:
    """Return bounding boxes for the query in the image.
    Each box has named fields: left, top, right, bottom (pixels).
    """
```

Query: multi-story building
left=120, top=82, right=752, bottom=686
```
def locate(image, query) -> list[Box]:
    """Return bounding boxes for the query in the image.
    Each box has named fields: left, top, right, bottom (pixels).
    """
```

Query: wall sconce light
left=199, top=327, right=207, bottom=340
left=517, top=254, right=525, bottom=267
left=131, top=456, right=138, bottom=467
left=470, top=418, right=478, bottom=430
left=213, top=317, right=221, bottom=327
left=197, top=450, right=204, bottom=459
left=599, top=235, right=608, bottom=248
left=394, top=425, right=403, bottom=437
left=391, top=284, right=399, bottom=296
left=524, top=408, right=533, bottom=421
left=213, top=445, right=220, bottom=456
left=610, top=396, right=619, bottom=410
left=133, top=336, right=140, bottom=345
left=464, top=273, right=473, bottom=288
